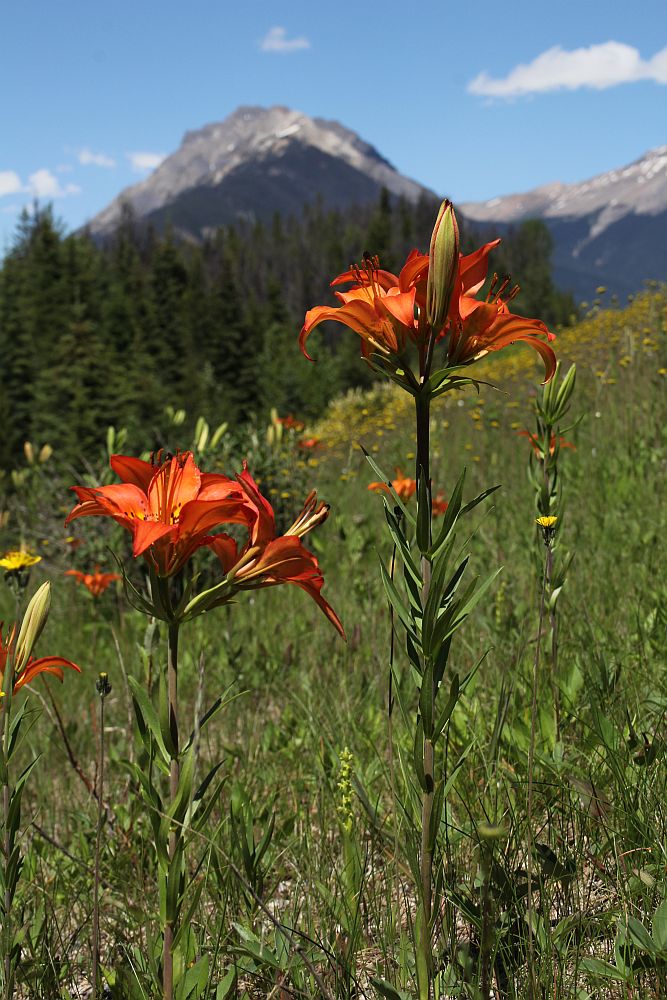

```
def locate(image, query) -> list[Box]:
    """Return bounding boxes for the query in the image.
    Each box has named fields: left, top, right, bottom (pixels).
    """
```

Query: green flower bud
left=15, top=581, right=51, bottom=672
left=426, top=200, right=459, bottom=332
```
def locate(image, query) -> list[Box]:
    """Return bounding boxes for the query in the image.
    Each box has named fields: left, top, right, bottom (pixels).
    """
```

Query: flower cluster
left=300, top=202, right=556, bottom=383
left=65, top=567, right=121, bottom=597
left=66, top=451, right=343, bottom=636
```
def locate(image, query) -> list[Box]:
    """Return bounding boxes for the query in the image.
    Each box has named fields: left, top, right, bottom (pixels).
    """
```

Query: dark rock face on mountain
left=85, top=106, right=665, bottom=300
left=85, top=106, right=435, bottom=241
left=459, top=147, right=667, bottom=301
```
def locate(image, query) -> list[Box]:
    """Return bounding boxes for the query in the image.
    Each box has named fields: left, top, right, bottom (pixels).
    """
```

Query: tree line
left=0, top=192, right=576, bottom=470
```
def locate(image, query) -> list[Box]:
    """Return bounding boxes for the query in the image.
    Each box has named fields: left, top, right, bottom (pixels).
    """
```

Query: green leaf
left=429, top=469, right=465, bottom=557
left=459, top=484, right=501, bottom=518
left=428, top=779, right=446, bottom=849
left=436, top=568, right=502, bottom=649
left=652, top=899, right=667, bottom=951
left=183, top=686, right=242, bottom=752
left=370, top=978, right=410, bottom=1000
left=413, top=718, right=427, bottom=791
left=383, top=503, right=422, bottom=590
left=579, top=957, right=624, bottom=981
left=109, top=549, right=157, bottom=617
left=166, top=842, right=185, bottom=924
left=215, top=968, right=238, bottom=1000
left=181, top=954, right=209, bottom=998
left=361, top=446, right=415, bottom=526
left=434, top=673, right=460, bottom=741
left=416, top=472, right=431, bottom=554
left=626, top=916, right=656, bottom=955
left=232, top=923, right=281, bottom=969
left=128, top=676, right=171, bottom=767
left=379, top=561, right=419, bottom=642
left=172, top=880, right=205, bottom=952
left=419, top=660, right=435, bottom=739
left=159, top=668, right=178, bottom=758
left=421, top=544, right=458, bottom=647
left=6, top=700, right=27, bottom=762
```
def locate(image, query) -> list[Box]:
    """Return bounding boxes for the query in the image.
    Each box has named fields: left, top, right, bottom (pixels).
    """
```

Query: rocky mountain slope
left=85, top=106, right=666, bottom=300
left=460, top=146, right=667, bottom=300
left=85, top=105, right=435, bottom=241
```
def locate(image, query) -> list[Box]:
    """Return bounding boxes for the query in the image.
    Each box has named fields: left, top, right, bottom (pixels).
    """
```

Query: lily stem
left=416, top=389, right=434, bottom=999
left=164, top=620, right=180, bottom=1000
left=1, top=600, right=19, bottom=1000
left=92, top=682, right=108, bottom=999
left=2, top=708, right=11, bottom=1000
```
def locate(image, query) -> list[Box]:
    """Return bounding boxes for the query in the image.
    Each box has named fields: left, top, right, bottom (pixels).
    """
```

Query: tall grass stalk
left=526, top=524, right=553, bottom=997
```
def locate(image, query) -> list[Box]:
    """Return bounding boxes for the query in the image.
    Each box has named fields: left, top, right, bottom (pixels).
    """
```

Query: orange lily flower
left=368, top=469, right=417, bottom=502
left=66, top=452, right=249, bottom=577
left=277, top=414, right=305, bottom=432
left=431, top=493, right=449, bottom=516
left=298, top=437, right=322, bottom=450
left=518, top=430, right=576, bottom=457
left=300, top=206, right=556, bottom=382
left=300, top=250, right=429, bottom=360
left=207, top=465, right=345, bottom=638
left=445, top=242, right=556, bottom=381
left=0, top=623, right=80, bottom=694
left=66, top=567, right=121, bottom=597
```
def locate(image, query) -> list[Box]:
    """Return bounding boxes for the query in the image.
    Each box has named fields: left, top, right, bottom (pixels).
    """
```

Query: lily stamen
left=285, top=493, right=330, bottom=538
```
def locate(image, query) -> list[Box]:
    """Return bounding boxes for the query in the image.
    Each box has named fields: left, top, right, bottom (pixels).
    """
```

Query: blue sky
left=1, top=0, right=666, bottom=250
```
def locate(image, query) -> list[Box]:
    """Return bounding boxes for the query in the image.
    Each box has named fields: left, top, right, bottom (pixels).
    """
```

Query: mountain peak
left=460, top=144, right=667, bottom=300
left=85, top=105, right=434, bottom=239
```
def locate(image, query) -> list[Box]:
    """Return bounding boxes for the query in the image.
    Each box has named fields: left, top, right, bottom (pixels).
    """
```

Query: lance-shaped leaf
left=362, top=446, right=416, bottom=526
left=416, top=467, right=431, bottom=556
left=413, top=717, right=427, bottom=791
left=172, top=880, right=206, bottom=952
left=109, top=550, right=158, bottom=618
left=383, top=502, right=422, bottom=592
left=460, top=484, right=501, bottom=518
left=419, top=659, right=435, bottom=740
left=429, top=470, right=466, bottom=557
left=128, top=676, right=171, bottom=769
left=367, top=354, right=418, bottom=394
left=422, top=551, right=468, bottom=653
left=379, top=560, right=420, bottom=642
left=434, top=672, right=460, bottom=742
left=371, top=978, right=411, bottom=1000
left=430, top=569, right=502, bottom=653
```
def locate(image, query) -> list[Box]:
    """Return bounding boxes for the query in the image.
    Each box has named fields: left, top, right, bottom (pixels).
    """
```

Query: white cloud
left=126, top=151, right=167, bottom=172
left=259, top=26, right=310, bottom=54
left=28, top=169, right=80, bottom=198
left=0, top=171, right=23, bottom=198
left=468, top=42, right=667, bottom=98
left=78, top=147, right=116, bottom=168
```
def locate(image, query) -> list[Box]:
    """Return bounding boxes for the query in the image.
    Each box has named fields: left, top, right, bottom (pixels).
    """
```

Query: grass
left=0, top=286, right=666, bottom=998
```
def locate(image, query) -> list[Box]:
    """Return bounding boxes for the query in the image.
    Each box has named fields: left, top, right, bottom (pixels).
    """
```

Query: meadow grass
left=0, top=287, right=665, bottom=998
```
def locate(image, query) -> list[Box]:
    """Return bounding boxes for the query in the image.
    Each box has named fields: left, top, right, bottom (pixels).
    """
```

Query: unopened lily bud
left=15, top=581, right=51, bottom=672
left=39, top=444, right=53, bottom=464
left=23, top=441, right=35, bottom=465
left=426, top=200, right=459, bottom=332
